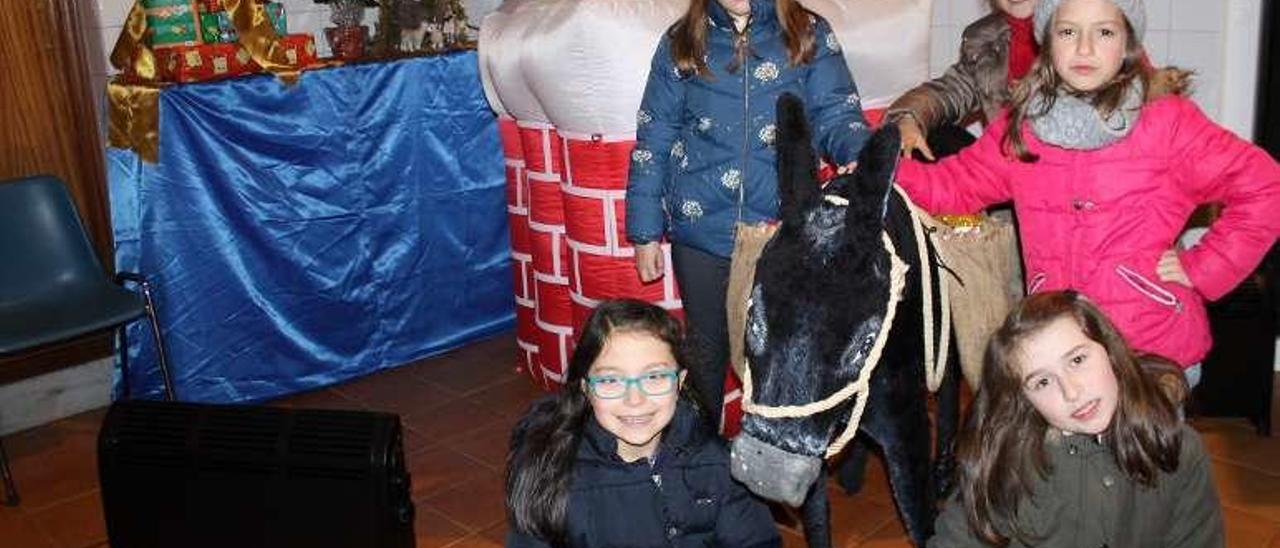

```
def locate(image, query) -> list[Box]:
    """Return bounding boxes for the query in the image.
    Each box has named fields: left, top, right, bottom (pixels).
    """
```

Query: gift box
left=199, top=11, right=238, bottom=43
left=157, top=42, right=260, bottom=83
left=195, top=0, right=222, bottom=12
left=278, top=33, right=317, bottom=67
left=265, top=2, right=288, bottom=36
left=144, top=0, right=202, bottom=48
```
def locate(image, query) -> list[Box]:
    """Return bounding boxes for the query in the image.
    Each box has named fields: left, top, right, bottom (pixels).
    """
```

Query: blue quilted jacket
left=625, top=0, right=871, bottom=258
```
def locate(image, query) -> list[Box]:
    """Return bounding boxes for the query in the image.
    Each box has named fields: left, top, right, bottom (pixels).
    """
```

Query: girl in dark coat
left=930, top=290, right=1223, bottom=547
left=505, top=299, right=780, bottom=548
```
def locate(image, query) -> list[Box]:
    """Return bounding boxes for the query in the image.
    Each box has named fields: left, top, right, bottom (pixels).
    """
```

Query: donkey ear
left=848, top=124, right=902, bottom=223
left=775, top=93, right=818, bottom=226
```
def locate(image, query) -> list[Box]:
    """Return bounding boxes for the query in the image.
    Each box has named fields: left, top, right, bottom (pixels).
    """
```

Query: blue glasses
left=585, top=369, right=680, bottom=399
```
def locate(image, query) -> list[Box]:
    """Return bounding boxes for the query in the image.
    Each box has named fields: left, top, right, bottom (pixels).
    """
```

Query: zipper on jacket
left=736, top=17, right=752, bottom=228
left=649, top=460, right=678, bottom=546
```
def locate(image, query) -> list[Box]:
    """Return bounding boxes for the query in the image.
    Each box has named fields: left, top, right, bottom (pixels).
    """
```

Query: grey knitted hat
left=1034, top=0, right=1146, bottom=42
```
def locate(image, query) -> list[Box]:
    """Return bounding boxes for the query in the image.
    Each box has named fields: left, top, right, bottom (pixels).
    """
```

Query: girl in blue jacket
left=505, top=300, right=779, bottom=547
left=626, top=0, right=872, bottom=424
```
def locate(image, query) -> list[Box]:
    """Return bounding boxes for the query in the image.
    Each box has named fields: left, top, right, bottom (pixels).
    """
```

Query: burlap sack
left=921, top=213, right=1022, bottom=389
left=726, top=222, right=779, bottom=379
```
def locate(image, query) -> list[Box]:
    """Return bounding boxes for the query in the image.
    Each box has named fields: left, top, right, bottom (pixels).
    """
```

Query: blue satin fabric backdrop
left=107, top=52, right=513, bottom=402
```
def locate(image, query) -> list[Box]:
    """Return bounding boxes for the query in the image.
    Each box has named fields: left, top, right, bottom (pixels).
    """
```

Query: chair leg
left=117, top=324, right=132, bottom=400
left=0, top=437, right=18, bottom=506
left=135, top=278, right=176, bottom=401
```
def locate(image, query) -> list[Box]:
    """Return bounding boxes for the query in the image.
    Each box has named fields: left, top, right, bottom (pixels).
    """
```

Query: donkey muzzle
left=730, top=432, right=822, bottom=507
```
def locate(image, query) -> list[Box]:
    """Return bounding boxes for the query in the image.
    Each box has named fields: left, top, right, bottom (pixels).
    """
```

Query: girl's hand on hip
left=1157, top=249, right=1192, bottom=288
left=634, top=242, right=665, bottom=283
left=897, top=116, right=935, bottom=161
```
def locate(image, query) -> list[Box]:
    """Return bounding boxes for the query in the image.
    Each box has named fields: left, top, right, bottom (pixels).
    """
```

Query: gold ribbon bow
left=107, top=0, right=305, bottom=161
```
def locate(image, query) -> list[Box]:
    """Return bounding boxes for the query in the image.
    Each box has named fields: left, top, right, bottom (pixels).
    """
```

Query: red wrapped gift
left=278, top=33, right=317, bottom=67
left=157, top=42, right=260, bottom=83
left=194, top=0, right=221, bottom=12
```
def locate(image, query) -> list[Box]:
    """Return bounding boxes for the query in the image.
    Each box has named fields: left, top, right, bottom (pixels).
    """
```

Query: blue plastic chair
left=0, top=175, right=175, bottom=506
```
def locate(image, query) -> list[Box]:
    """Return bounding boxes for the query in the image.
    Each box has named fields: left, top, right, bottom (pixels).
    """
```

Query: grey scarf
left=1028, top=80, right=1144, bottom=150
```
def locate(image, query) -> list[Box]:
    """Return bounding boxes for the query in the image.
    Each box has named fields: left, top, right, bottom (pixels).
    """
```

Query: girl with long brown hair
left=626, top=0, right=872, bottom=428
left=930, top=290, right=1223, bottom=546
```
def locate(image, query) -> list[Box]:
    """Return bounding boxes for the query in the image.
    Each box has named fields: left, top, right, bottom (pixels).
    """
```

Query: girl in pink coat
left=894, top=0, right=1280, bottom=385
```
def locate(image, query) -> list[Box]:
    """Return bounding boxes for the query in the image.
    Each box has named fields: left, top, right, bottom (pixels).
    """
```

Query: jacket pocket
left=1115, top=264, right=1184, bottom=313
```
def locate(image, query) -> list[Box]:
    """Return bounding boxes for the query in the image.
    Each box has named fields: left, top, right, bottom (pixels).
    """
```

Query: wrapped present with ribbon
left=264, top=2, right=287, bottom=36
left=144, top=0, right=202, bottom=49
left=277, top=33, right=317, bottom=67
left=157, top=42, right=260, bottom=83
left=199, top=10, right=238, bottom=43
left=111, top=0, right=318, bottom=162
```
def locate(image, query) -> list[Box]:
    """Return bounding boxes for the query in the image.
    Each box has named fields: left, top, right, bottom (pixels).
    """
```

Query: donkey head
left=730, top=94, right=901, bottom=506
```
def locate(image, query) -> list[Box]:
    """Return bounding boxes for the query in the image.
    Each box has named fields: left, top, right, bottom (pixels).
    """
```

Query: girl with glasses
left=505, top=299, right=780, bottom=547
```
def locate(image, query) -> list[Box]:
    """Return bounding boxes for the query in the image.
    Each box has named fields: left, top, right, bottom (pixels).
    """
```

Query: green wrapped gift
left=144, top=0, right=201, bottom=48
left=264, top=2, right=287, bottom=36
left=199, top=11, right=238, bottom=43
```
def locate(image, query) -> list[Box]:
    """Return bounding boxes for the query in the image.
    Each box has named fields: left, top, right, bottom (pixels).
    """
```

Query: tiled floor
left=2, top=331, right=1280, bottom=547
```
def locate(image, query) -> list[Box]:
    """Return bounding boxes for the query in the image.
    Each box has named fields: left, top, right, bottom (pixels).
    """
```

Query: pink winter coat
left=896, top=95, right=1280, bottom=367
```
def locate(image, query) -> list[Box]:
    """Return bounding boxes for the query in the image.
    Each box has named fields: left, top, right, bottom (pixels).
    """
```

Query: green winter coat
left=929, top=423, right=1223, bottom=548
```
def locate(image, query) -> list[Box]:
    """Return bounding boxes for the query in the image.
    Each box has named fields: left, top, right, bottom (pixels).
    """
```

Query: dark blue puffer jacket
left=506, top=400, right=780, bottom=547
left=625, top=0, right=871, bottom=258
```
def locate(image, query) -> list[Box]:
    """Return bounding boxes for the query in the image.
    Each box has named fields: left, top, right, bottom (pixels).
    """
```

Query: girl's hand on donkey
left=634, top=242, right=665, bottom=283
left=1157, top=249, right=1192, bottom=288
left=896, top=116, right=935, bottom=161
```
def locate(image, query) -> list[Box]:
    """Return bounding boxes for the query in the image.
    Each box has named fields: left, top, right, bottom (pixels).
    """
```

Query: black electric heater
left=98, top=400, right=414, bottom=548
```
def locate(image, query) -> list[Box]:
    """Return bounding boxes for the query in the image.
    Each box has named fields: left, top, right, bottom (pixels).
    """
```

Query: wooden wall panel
left=0, top=0, right=114, bottom=376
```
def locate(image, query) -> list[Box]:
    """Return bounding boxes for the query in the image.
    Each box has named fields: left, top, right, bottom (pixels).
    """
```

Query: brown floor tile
left=445, top=533, right=504, bottom=547
left=0, top=504, right=56, bottom=547
left=409, top=446, right=493, bottom=500
left=272, top=386, right=364, bottom=411
left=1223, top=506, right=1280, bottom=547
left=1196, top=418, right=1280, bottom=478
left=331, top=364, right=460, bottom=417
left=780, top=527, right=808, bottom=548
left=402, top=399, right=509, bottom=450
left=826, top=485, right=899, bottom=545
left=415, top=337, right=521, bottom=395
left=478, top=520, right=508, bottom=544
left=1211, top=459, right=1280, bottom=523
left=855, top=535, right=914, bottom=548
left=423, top=470, right=506, bottom=533
left=415, top=506, right=470, bottom=548
left=4, top=422, right=100, bottom=510
left=829, top=451, right=896, bottom=505
left=452, top=423, right=516, bottom=471
left=464, top=375, right=548, bottom=420
left=28, top=490, right=106, bottom=548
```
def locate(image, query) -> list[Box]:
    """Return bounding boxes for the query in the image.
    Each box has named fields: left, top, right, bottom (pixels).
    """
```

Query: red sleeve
left=894, top=115, right=1015, bottom=215
left=1169, top=98, right=1280, bottom=301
